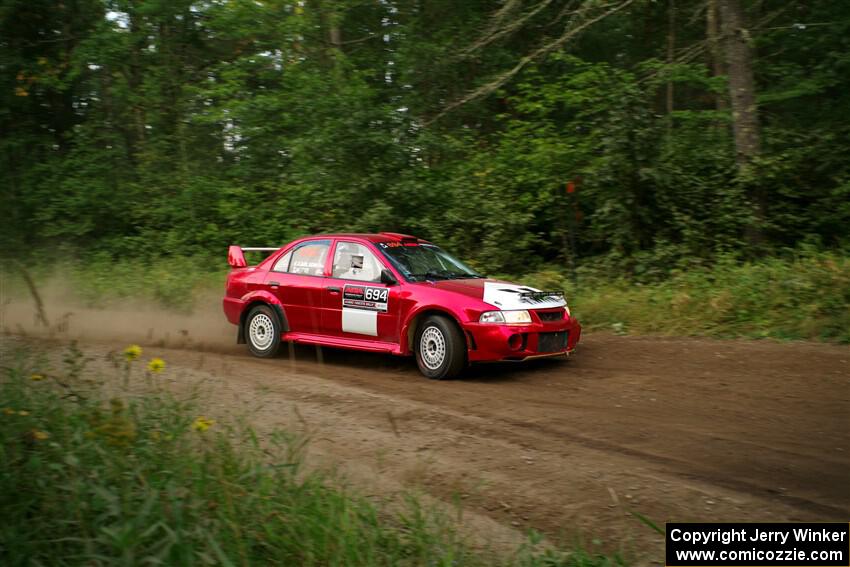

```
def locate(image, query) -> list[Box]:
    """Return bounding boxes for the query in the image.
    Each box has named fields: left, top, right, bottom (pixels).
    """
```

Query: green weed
left=0, top=343, right=625, bottom=566
left=520, top=249, right=850, bottom=342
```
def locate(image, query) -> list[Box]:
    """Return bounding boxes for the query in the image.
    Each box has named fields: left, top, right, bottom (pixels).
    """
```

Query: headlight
left=479, top=310, right=532, bottom=324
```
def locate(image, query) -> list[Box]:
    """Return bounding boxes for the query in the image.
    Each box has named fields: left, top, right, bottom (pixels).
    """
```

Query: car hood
left=426, top=278, right=567, bottom=310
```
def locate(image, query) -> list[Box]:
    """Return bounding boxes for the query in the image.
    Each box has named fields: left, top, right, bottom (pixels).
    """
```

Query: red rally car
left=223, top=233, right=581, bottom=379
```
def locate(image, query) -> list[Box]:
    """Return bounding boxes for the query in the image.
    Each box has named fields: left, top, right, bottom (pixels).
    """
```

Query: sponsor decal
left=342, top=284, right=389, bottom=336
left=378, top=241, right=420, bottom=248
left=483, top=282, right=566, bottom=310
left=343, top=285, right=388, bottom=312
left=344, top=285, right=365, bottom=299
left=290, top=260, right=324, bottom=273
left=514, top=290, right=565, bottom=304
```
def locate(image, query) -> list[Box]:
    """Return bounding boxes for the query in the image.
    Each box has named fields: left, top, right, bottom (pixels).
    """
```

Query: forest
left=2, top=0, right=849, bottom=338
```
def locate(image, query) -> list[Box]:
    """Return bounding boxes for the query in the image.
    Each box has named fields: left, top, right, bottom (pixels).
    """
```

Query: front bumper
left=463, top=316, right=582, bottom=362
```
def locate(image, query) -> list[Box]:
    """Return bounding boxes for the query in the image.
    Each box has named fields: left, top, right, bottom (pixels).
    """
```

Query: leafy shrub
left=522, top=248, right=850, bottom=342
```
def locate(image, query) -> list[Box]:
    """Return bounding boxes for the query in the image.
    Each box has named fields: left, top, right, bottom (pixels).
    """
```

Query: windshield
left=377, top=242, right=482, bottom=281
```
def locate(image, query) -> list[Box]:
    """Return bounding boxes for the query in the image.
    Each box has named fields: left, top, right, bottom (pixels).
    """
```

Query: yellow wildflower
left=18, top=410, right=30, bottom=416
left=30, top=373, right=46, bottom=381
left=31, top=430, right=50, bottom=441
left=123, top=344, right=142, bottom=362
left=147, top=357, right=166, bottom=373
left=191, top=416, right=215, bottom=432
left=3, top=408, right=16, bottom=416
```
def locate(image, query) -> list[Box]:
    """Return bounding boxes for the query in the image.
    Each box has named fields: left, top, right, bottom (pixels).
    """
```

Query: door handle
left=327, top=286, right=341, bottom=293
left=268, top=281, right=281, bottom=287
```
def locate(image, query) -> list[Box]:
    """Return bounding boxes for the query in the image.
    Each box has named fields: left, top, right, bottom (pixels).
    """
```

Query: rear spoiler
left=228, top=245, right=280, bottom=268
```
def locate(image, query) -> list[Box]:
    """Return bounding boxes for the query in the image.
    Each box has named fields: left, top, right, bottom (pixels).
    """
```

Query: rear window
left=272, top=251, right=292, bottom=272
left=287, top=240, right=330, bottom=276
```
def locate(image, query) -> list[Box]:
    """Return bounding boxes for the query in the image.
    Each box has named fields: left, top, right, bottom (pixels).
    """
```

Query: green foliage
left=1, top=0, right=848, bottom=327
left=521, top=248, right=850, bottom=342
left=63, top=254, right=226, bottom=311
left=0, top=344, right=624, bottom=566
left=0, top=254, right=225, bottom=312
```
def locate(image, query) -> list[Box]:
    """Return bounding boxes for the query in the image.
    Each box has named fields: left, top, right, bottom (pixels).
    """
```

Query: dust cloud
left=1, top=275, right=237, bottom=353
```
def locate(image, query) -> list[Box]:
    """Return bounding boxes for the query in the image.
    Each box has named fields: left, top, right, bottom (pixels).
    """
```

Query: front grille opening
left=536, top=309, right=565, bottom=322
left=537, top=331, right=568, bottom=353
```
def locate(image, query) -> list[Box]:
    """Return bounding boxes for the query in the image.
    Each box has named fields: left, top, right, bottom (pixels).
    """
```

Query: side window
left=272, top=251, right=292, bottom=272
left=332, top=242, right=383, bottom=283
left=288, top=241, right=330, bottom=276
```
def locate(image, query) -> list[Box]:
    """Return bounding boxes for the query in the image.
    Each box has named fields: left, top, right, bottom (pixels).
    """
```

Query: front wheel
left=414, top=315, right=466, bottom=379
left=245, top=305, right=282, bottom=358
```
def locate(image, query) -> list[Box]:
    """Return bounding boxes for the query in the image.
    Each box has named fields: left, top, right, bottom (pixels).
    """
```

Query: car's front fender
left=399, top=303, right=470, bottom=355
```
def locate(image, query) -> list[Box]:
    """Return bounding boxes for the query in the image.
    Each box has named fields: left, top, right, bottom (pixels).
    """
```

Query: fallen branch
left=426, top=0, right=635, bottom=125
left=457, top=0, right=556, bottom=60
left=11, top=260, right=48, bottom=328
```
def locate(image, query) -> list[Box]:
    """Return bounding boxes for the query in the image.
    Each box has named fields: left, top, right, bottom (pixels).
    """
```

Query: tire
left=245, top=305, right=282, bottom=358
left=414, top=315, right=466, bottom=379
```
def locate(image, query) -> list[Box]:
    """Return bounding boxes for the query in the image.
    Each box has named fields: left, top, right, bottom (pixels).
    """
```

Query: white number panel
left=341, top=285, right=389, bottom=336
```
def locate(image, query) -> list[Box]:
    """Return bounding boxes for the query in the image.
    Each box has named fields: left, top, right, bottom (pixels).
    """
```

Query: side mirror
left=380, top=268, right=398, bottom=285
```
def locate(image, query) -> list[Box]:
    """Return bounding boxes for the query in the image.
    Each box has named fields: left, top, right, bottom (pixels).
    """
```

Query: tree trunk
left=313, top=1, right=341, bottom=52
left=666, top=0, right=675, bottom=133
left=719, top=0, right=764, bottom=245
left=706, top=0, right=727, bottom=112
left=719, top=0, right=759, bottom=165
left=128, top=2, right=146, bottom=150
left=328, top=21, right=342, bottom=49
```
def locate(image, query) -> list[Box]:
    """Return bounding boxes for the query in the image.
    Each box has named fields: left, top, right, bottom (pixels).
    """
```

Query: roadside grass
left=519, top=250, right=850, bottom=343
left=60, top=254, right=228, bottom=313
left=0, top=342, right=625, bottom=566
left=3, top=247, right=848, bottom=342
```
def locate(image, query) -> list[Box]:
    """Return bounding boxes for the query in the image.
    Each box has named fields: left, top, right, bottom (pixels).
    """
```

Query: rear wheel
left=246, top=305, right=282, bottom=358
left=415, top=315, right=466, bottom=379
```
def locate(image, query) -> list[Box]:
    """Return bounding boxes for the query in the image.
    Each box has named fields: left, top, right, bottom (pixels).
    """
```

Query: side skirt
left=281, top=332, right=404, bottom=355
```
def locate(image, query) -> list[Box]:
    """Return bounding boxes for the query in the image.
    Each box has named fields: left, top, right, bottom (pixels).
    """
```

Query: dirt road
left=2, top=299, right=849, bottom=560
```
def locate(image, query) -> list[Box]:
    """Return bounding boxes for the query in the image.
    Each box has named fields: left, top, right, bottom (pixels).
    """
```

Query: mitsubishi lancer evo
left=223, top=233, right=581, bottom=379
